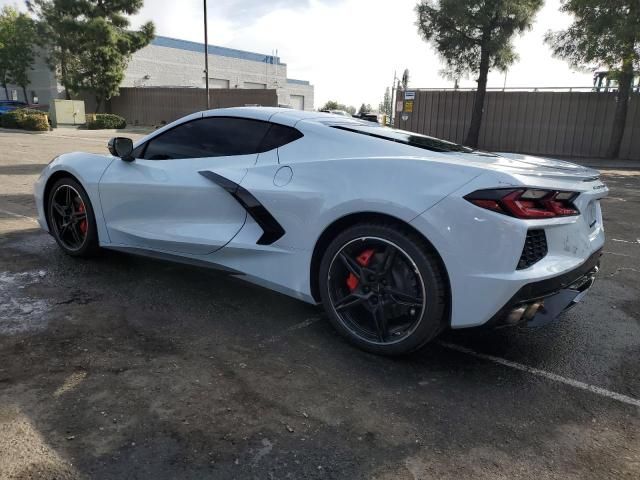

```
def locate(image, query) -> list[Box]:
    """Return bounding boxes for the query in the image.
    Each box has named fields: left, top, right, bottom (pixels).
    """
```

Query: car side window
left=258, top=124, right=303, bottom=152
left=142, top=117, right=272, bottom=160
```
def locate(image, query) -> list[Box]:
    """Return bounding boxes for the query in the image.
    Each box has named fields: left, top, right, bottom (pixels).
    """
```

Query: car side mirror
left=108, top=137, right=134, bottom=162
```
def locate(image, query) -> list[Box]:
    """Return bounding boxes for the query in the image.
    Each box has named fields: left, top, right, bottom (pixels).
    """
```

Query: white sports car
left=34, top=107, right=607, bottom=355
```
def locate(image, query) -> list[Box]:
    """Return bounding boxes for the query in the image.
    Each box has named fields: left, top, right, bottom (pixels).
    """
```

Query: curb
left=574, top=161, right=640, bottom=170
left=0, top=127, right=50, bottom=135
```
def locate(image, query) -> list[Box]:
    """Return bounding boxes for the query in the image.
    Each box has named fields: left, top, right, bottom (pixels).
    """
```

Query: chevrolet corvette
left=34, top=107, right=608, bottom=355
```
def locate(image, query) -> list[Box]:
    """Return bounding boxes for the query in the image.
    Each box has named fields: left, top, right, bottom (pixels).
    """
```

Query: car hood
left=438, top=150, right=601, bottom=181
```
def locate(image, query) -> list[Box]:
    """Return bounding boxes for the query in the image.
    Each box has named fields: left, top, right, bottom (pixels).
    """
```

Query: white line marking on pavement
left=439, top=341, right=640, bottom=408
left=611, top=238, right=640, bottom=245
left=603, top=251, right=634, bottom=258
left=0, top=209, right=38, bottom=224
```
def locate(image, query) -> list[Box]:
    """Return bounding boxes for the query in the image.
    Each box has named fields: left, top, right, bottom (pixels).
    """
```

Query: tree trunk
left=607, top=61, right=633, bottom=159
left=22, top=86, right=29, bottom=104
left=2, top=83, right=8, bottom=100
left=95, top=96, right=103, bottom=113
left=465, top=45, right=490, bottom=148
left=60, top=56, right=71, bottom=100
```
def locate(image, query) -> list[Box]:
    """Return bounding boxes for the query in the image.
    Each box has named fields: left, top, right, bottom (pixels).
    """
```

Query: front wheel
left=319, top=223, right=448, bottom=356
left=47, top=177, right=100, bottom=257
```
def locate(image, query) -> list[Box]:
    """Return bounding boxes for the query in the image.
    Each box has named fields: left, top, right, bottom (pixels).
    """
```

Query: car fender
left=35, top=152, right=115, bottom=242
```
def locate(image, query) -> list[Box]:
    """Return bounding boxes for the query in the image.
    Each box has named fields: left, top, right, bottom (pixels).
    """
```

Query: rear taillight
left=465, top=189, right=579, bottom=219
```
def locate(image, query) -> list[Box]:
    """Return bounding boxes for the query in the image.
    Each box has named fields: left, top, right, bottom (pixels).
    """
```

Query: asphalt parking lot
left=0, top=128, right=638, bottom=480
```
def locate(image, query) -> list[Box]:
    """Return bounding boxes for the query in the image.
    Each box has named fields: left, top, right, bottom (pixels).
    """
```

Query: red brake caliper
left=346, top=249, right=375, bottom=291
left=78, top=203, right=87, bottom=235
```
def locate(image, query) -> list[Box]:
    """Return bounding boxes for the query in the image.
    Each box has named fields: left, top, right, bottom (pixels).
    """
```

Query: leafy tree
left=27, top=0, right=84, bottom=100
left=401, top=68, right=410, bottom=89
left=28, top=0, right=154, bottom=110
left=0, top=7, right=37, bottom=102
left=416, top=0, right=543, bottom=147
left=379, top=87, right=392, bottom=118
left=0, top=11, right=9, bottom=99
left=73, top=9, right=154, bottom=112
left=545, top=1, right=639, bottom=158
left=358, top=103, right=372, bottom=115
left=320, top=100, right=356, bottom=114
left=320, top=100, right=339, bottom=110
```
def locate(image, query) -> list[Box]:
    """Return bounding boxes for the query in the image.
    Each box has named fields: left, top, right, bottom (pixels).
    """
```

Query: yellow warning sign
left=404, top=100, right=414, bottom=113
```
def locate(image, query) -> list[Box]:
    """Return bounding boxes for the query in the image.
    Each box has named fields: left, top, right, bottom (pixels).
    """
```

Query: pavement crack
left=54, top=292, right=99, bottom=306
left=607, top=267, right=640, bottom=278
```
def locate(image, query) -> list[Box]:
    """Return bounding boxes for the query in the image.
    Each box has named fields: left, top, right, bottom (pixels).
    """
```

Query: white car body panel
left=411, top=173, right=606, bottom=327
left=34, top=152, right=114, bottom=241
left=34, top=107, right=608, bottom=328
left=99, top=155, right=252, bottom=254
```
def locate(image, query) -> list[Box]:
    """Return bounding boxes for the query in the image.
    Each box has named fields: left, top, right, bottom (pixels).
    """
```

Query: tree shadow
left=0, top=164, right=48, bottom=176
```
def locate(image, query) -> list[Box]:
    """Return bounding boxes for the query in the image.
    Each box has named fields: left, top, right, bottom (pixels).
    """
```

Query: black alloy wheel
left=328, top=237, right=426, bottom=344
left=319, top=223, right=447, bottom=355
left=47, top=178, right=100, bottom=257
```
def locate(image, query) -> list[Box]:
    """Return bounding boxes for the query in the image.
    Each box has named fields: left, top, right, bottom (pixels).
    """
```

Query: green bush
left=0, top=109, right=49, bottom=131
left=20, top=108, right=48, bottom=116
left=87, top=113, right=126, bottom=130
left=18, top=113, right=50, bottom=131
left=0, top=110, right=25, bottom=129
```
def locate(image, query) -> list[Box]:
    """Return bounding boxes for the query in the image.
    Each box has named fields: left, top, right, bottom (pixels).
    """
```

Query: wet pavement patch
left=0, top=270, right=50, bottom=335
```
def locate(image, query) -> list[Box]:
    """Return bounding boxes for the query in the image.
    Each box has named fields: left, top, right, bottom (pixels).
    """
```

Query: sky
left=2, top=0, right=594, bottom=109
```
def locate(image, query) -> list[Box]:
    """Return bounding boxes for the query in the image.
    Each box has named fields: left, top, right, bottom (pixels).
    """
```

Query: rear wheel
left=319, top=222, right=447, bottom=355
left=47, top=177, right=99, bottom=257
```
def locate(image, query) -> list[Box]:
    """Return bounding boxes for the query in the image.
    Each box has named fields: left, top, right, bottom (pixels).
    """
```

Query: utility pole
left=204, top=0, right=210, bottom=109
left=391, top=70, right=396, bottom=125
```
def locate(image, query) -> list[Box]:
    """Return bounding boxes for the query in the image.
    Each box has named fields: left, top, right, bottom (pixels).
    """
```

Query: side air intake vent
left=517, top=230, right=547, bottom=270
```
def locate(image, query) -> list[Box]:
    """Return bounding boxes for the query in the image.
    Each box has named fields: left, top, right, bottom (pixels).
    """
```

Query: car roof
left=201, top=106, right=340, bottom=126
left=136, top=107, right=344, bottom=147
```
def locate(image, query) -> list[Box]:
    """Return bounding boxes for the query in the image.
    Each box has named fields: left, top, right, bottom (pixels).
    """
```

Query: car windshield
left=331, top=123, right=473, bottom=153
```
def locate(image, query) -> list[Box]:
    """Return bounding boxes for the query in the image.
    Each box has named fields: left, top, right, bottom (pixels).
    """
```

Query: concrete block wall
left=282, top=81, right=314, bottom=110
left=123, top=40, right=314, bottom=111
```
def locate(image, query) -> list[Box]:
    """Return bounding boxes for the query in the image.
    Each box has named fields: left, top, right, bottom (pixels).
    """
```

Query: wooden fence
left=394, top=90, right=640, bottom=159
left=107, top=87, right=278, bottom=127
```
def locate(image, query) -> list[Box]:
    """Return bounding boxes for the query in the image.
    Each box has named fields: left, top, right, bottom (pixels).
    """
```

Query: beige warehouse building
left=2, top=35, right=314, bottom=111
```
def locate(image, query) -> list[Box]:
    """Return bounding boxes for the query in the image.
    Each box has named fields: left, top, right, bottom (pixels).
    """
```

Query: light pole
left=204, top=0, right=210, bottom=109
left=391, top=70, right=399, bottom=125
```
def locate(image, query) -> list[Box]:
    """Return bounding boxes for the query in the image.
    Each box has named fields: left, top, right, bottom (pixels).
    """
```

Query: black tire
left=47, top=177, right=100, bottom=257
left=319, top=222, right=447, bottom=356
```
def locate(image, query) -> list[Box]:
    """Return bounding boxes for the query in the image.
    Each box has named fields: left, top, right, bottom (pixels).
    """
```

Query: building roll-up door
left=290, top=95, right=304, bottom=110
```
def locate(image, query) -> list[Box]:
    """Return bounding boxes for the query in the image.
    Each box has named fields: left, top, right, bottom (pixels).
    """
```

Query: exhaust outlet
left=504, top=301, right=544, bottom=326
left=505, top=306, right=527, bottom=325
left=523, top=301, right=544, bottom=321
